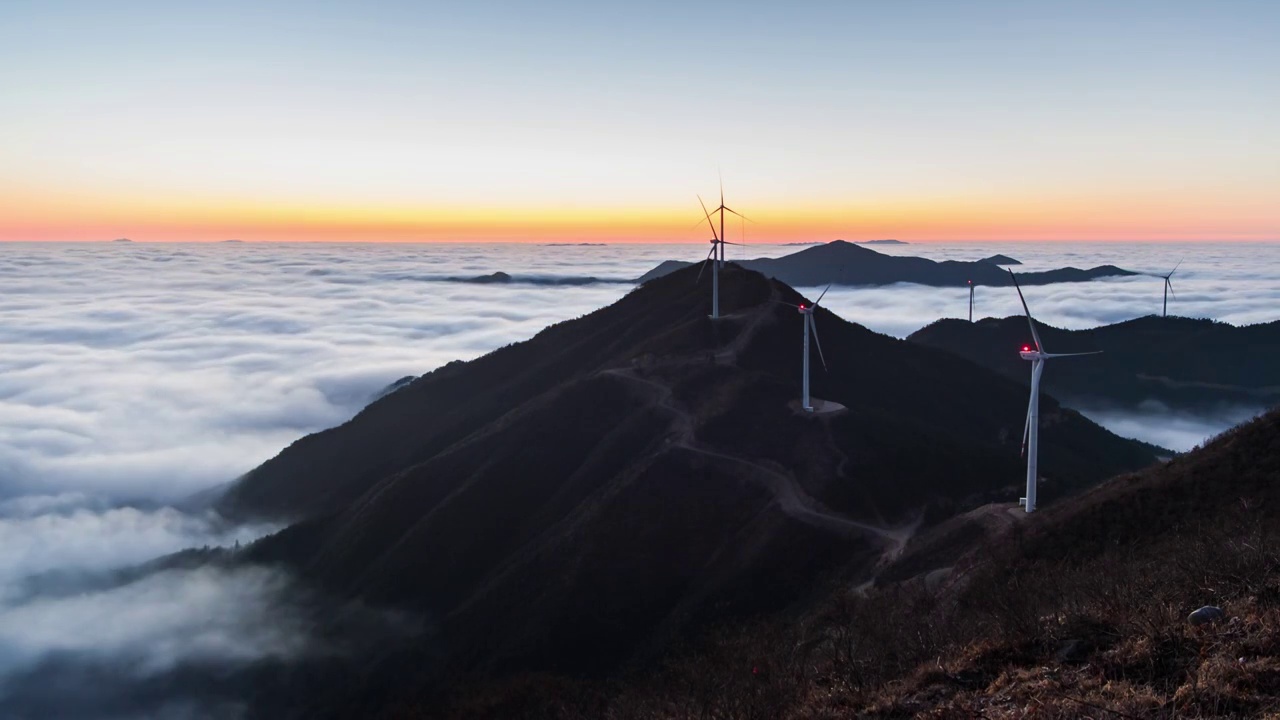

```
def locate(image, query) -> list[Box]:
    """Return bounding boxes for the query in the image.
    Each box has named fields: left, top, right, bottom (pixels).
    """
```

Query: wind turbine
left=703, top=178, right=749, bottom=269
left=694, top=191, right=745, bottom=319
left=1157, top=260, right=1182, bottom=318
left=781, top=284, right=831, bottom=412
left=1010, top=270, right=1100, bottom=513
left=968, top=280, right=974, bottom=322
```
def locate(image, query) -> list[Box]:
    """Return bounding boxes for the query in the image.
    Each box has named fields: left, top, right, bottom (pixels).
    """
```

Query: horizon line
left=4, top=237, right=1277, bottom=245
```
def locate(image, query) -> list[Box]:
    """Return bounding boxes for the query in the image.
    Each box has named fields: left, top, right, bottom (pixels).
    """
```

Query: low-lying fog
left=0, top=239, right=1275, bottom=716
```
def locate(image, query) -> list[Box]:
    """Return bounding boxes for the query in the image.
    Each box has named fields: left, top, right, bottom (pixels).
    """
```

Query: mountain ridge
left=908, top=314, right=1280, bottom=414
left=636, top=240, right=1135, bottom=287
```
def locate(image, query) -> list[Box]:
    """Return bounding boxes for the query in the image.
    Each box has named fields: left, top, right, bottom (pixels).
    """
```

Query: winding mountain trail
left=711, top=283, right=782, bottom=364
left=601, top=358, right=920, bottom=563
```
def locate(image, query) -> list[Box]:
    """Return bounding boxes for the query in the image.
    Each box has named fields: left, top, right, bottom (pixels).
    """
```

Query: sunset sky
left=1, top=0, right=1276, bottom=243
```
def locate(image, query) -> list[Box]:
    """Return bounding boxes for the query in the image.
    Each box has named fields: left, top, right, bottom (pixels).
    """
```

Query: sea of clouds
left=0, top=239, right=1276, bottom=715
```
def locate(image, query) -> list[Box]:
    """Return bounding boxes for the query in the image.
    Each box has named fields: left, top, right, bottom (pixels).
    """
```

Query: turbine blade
left=697, top=195, right=719, bottom=241
left=695, top=246, right=715, bottom=284
left=1008, top=270, right=1045, bottom=353
left=722, top=207, right=753, bottom=222
left=1022, top=361, right=1045, bottom=457
left=1021, top=397, right=1033, bottom=458
left=1167, top=278, right=1177, bottom=301
left=814, top=283, right=832, bottom=305
left=1169, top=258, right=1183, bottom=277
left=719, top=171, right=724, bottom=207
left=1042, top=351, right=1102, bottom=358
left=809, top=315, right=828, bottom=371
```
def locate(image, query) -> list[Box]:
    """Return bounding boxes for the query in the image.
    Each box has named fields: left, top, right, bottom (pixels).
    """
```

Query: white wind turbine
left=1010, top=270, right=1100, bottom=513
left=1157, top=260, right=1182, bottom=318
left=781, top=284, right=831, bottom=412
left=695, top=193, right=744, bottom=319
left=703, top=178, right=748, bottom=270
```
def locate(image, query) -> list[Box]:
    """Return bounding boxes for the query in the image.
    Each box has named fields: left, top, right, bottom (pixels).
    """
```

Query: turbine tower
left=968, top=280, right=974, bottom=322
left=1158, top=260, right=1182, bottom=318
left=782, top=284, right=831, bottom=412
left=1010, top=270, right=1100, bottom=513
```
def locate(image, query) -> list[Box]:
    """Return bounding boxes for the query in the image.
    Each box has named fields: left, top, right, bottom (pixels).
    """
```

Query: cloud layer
left=0, top=242, right=667, bottom=501
left=810, top=241, right=1280, bottom=339
left=0, top=494, right=291, bottom=718
left=0, top=239, right=1275, bottom=716
left=4, top=240, right=1275, bottom=500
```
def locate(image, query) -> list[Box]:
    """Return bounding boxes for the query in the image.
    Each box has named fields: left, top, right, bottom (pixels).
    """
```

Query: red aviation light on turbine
left=1022, top=345, right=1031, bottom=352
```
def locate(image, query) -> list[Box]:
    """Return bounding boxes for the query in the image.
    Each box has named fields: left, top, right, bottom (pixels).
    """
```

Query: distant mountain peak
left=979, top=254, right=1021, bottom=265
left=638, top=240, right=1137, bottom=288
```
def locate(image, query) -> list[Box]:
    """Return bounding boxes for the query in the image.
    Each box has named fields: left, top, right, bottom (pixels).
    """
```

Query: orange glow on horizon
left=1, top=187, right=1275, bottom=243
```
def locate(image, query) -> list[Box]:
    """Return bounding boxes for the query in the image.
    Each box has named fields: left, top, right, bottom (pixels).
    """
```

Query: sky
left=1, top=0, right=1277, bottom=242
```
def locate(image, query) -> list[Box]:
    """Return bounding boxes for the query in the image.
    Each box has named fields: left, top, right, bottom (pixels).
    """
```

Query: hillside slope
left=425, top=409, right=1280, bottom=719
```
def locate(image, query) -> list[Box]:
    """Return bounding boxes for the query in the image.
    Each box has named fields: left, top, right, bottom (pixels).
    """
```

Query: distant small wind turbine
left=1010, top=270, right=1100, bottom=513
left=968, top=280, right=974, bottom=322
left=782, top=284, right=831, bottom=412
left=1157, top=260, right=1182, bottom=318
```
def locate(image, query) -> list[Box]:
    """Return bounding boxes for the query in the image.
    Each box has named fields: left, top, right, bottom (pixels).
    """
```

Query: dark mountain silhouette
left=635, top=240, right=1134, bottom=287
left=855, top=239, right=907, bottom=245
left=458, top=271, right=512, bottom=283
left=442, top=271, right=628, bottom=285
left=908, top=314, right=1280, bottom=414
left=420, top=408, right=1280, bottom=718
left=213, top=265, right=1159, bottom=716
left=979, top=253, right=1021, bottom=265
left=371, top=375, right=416, bottom=401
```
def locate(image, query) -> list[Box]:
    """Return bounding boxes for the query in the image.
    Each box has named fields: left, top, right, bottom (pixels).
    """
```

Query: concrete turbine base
left=789, top=398, right=848, bottom=417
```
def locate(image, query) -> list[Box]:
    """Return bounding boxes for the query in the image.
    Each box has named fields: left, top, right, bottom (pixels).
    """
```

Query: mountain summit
left=219, top=265, right=1158, bottom=712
